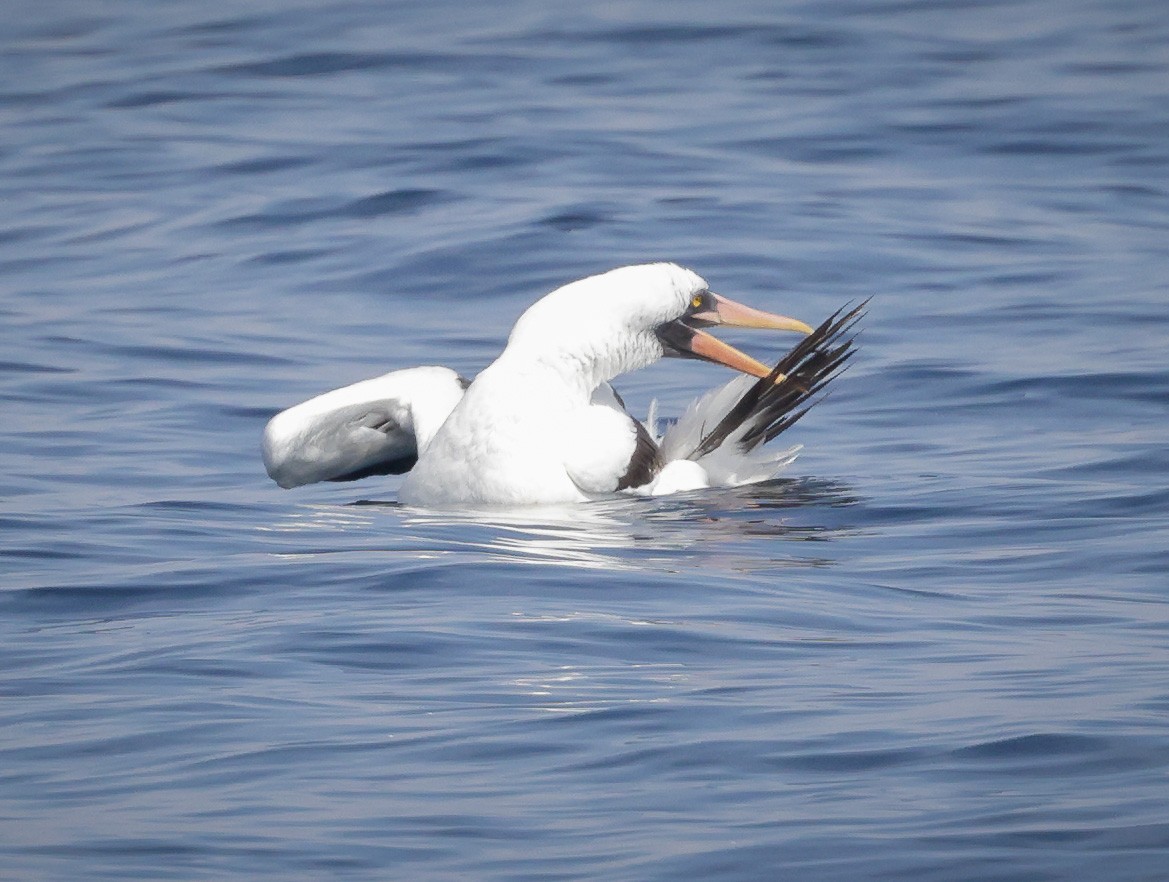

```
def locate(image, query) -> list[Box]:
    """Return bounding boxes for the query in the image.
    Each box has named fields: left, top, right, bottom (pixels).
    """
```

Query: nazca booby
left=262, top=263, right=862, bottom=506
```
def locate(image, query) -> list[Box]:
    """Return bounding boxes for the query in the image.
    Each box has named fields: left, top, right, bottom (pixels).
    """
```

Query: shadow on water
left=260, top=477, right=862, bottom=575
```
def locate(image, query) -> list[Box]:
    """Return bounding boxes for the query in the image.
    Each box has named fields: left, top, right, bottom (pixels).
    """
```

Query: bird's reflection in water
left=264, top=477, right=859, bottom=574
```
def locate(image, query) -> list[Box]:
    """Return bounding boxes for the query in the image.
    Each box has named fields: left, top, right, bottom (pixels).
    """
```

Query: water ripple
left=3, top=0, right=1169, bottom=879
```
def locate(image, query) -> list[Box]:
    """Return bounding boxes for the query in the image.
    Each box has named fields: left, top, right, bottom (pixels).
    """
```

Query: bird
left=262, top=263, right=862, bottom=506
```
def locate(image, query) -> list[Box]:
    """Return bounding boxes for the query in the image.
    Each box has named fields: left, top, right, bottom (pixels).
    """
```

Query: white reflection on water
left=509, top=657, right=689, bottom=714
left=258, top=478, right=859, bottom=574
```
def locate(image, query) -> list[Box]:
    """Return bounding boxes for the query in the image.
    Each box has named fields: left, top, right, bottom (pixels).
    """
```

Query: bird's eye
left=691, top=294, right=705, bottom=309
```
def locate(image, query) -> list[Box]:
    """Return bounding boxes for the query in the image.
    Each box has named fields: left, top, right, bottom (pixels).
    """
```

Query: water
left=3, top=0, right=1169, bottom=879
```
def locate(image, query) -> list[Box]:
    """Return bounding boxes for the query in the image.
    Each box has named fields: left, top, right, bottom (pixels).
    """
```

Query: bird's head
left=504, top=263, right=812, bottom=388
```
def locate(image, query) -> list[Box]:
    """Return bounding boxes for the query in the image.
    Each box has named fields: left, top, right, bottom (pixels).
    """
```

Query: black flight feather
left=690, top=300, right=866, bottom=459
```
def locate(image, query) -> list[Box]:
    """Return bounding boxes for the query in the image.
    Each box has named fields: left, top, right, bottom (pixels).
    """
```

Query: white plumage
left=262, top=366, right=467, bottom=489
left=262, top=263, right=861, bottom=507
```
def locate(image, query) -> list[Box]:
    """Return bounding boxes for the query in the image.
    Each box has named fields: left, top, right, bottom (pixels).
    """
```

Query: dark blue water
left=3, top=1, right=1169, bottom=879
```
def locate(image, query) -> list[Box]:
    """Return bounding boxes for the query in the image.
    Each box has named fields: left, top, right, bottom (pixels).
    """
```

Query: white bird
left=263, top=263, right=862, bottom=506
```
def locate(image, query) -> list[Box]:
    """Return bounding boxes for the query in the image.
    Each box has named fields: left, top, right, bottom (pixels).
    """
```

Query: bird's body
left=263, top=264, right=862, bottom=507
left=403, top=364, right=586, bottom=505
left=401, top=365, right=652, bottom=505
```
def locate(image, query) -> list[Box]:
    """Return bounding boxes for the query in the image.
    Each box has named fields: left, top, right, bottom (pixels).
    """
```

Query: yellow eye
left=691, top=294, right=704, bottom=309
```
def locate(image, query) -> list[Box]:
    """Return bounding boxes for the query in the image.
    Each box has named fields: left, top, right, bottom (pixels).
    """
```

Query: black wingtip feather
left=616, top=418, right=666, bottom=491
left=690, top=299, right=867, bottom=459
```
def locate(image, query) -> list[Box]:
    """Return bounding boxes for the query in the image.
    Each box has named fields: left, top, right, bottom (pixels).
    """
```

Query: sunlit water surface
left=3, top=1, right=1169, bottom=880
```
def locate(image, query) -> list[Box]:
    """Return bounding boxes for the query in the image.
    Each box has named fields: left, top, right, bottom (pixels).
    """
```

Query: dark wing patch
left=691, top=300, right=866, bottom=459
left=326, top=453, right=418, bottom=482
left=616, top=418, right=665, bottom=490
left=330, top=406, right=419, bottom=480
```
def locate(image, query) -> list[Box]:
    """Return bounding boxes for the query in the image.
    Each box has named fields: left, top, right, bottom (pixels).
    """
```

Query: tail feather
left=690, top=300, right=865, bottom=459
left=647, top=301, right=864, bottom=491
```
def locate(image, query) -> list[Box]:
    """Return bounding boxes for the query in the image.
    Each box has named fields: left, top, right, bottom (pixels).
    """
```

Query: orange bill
left=695, top=293, right=814, bottom=335
left=687, top=328, right=788, bottom=382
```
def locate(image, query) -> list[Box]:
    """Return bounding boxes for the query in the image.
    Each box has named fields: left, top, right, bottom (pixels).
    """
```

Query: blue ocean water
left=3, top=0, right=1169, bottom=879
